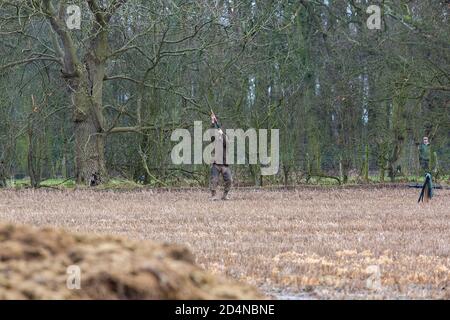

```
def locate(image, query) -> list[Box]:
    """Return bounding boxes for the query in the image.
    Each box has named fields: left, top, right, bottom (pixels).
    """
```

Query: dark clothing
left=419, top=143, right=431, bottom=173
left=210, top=164, right=232, bottom=193
left=419, top=159, right=430, bottom=172
left=210, top=123, right=228, bottom=166
left=419, top=143, right=431, bottom=161
left=210, top=123, right=232, bottom=195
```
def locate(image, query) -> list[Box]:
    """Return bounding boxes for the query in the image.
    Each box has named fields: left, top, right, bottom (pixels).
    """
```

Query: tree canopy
left=1, top=0, right=449, bottom=187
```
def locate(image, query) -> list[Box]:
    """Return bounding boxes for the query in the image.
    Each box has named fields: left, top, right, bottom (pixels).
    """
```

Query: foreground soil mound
left=0, top=223, right=263, bottom=299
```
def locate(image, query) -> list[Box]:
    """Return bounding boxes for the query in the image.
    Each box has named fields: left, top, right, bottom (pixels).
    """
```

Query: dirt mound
left=0, top=223, right=263, bottom=299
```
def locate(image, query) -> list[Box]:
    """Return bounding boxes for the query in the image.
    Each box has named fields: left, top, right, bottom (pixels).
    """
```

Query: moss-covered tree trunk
left=72, top=36, right=108, bottom=184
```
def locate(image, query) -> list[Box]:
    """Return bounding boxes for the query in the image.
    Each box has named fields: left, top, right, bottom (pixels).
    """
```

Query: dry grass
left=0, top=187, right=449, bottom=299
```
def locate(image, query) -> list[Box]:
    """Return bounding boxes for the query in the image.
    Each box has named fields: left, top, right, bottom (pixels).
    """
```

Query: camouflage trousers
left=210, top=164, right=232, bottom=194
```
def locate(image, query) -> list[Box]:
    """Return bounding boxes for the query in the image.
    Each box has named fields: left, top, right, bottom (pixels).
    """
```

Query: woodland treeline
left=0, top=0, right=449, bottom=187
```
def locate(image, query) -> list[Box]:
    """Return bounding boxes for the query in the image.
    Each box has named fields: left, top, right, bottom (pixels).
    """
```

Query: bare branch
left=42, top=0, right=80, bottom=76
left=0, top=57, right=60, bottom=72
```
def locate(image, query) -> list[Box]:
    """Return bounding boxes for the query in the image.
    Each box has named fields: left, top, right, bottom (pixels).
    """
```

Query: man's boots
left=210, top=190, right=219, bottom=201
left=222, top=191, right=230, bottom=200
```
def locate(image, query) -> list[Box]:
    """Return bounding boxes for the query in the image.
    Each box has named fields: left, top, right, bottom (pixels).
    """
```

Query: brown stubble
left=0, top=187, right=449, bottom=299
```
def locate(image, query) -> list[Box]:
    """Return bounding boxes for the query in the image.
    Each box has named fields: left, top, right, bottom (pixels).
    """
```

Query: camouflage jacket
left=419, top=143, right=431, bottom=161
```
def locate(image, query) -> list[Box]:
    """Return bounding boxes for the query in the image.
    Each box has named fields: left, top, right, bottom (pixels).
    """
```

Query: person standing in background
left=418, top=136, right=431, bottom=174
left=210, top=112, right=232, bottom=201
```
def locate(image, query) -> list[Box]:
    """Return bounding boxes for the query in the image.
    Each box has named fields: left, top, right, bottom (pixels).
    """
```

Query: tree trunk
left=283, top=164, right=290, bottom=186
left=72, top=27, right=108, bottom=185
left=379, top=166, right=385, bottom=183
left=27, top=96, right=42, bottom=188
left=74, top=113, right=106, bottom=184
left=363, top=145, right=369, bottom=183
left=72, top=64, right=107, bottom=184
left=41, top=2, right=129, bottom=185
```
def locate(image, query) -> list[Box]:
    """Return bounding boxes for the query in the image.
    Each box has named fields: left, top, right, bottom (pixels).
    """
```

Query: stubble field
left=0, top=186, right=449, bottom=299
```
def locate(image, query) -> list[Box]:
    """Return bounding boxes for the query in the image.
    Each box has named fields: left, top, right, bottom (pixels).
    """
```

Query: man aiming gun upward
left=210, top=111, right=232, bottom=201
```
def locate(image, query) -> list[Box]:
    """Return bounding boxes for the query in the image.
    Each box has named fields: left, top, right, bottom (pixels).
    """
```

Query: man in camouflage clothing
left=418, top=136, right=431, bottom=174
left=210, top=112, right=232, bottom=201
